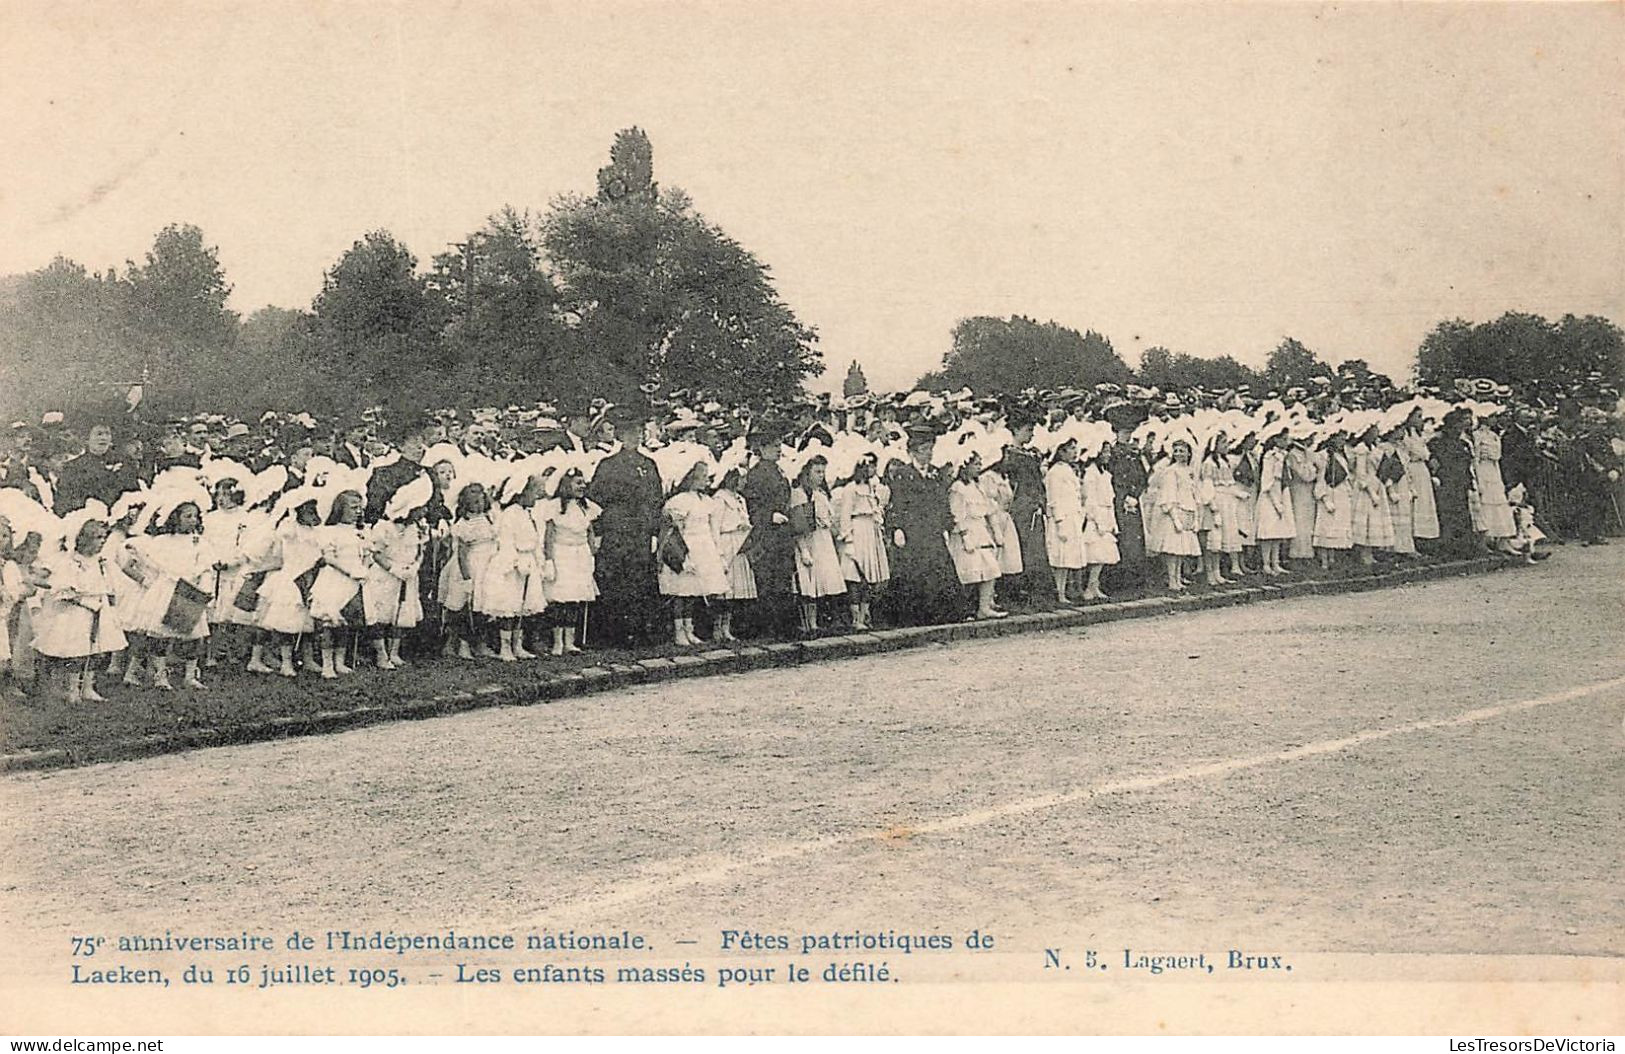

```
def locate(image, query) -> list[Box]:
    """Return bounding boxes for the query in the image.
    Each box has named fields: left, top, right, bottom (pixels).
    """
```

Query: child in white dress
left=1043, top=438, right=1085, bottom=603
left=787, top=456, right=846, bottom=635
left=947, top=452, right=1005, bottom=619
left=309, top=490, right=369, bottom=679
left=439, top=483, right=499, bottom=661
left=711, top=467, right=754, bottom=642
left=363, top=475, right=431, bottom=670
left=33, top=506, right=127, bottom=703
left=1079, top=446, right=1120, bottom=600
left=1313, top=436, right=1355, bottom=571
left=660, top=459, right=731, bottom=646
left=543, top=468, right=602, bottom=656
left=255, top=493, right=323, bottom=677
left=122, top=497, right=214, bottom=690
left=833, top=453, right=890, bottom=631
left=1253, top=427, right=1298, bottom=575
left=0, top=511, right=38, bottom=699
left=202, top=477, right=253, bottom=669
left=480, top=472, right=548, bottom=662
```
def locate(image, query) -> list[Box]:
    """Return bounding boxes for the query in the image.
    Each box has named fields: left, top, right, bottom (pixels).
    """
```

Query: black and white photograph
left=1, top=0, right=1621, bottom=1040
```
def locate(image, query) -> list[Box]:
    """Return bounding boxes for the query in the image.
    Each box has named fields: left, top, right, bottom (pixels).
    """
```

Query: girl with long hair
left=832, top=452, right=890, bottom=631
left=543, top=468, right=602, bottom=656
left=1042, top=437, right=1085, bottom=604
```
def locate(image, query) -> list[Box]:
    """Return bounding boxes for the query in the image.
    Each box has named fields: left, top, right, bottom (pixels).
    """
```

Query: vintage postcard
left=1, top=0, right=1621, bottom=1038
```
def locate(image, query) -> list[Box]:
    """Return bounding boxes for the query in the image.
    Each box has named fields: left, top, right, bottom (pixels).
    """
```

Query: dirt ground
left=2, top=545, right=1621, bottom=1030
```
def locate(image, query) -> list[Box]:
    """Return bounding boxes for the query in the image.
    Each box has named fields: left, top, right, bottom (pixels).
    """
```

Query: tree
left=543, top=128, right=822, bottom=404
left=0, top=256, right=136, bottom=419
left=842, top=360, right=869, bottom=398
left=122, top=224, right=242, bottom=412
left=429, top=207, right=568, bottom=406
left=1135, top=345, right=1264, bottom=392
left=1136, top=346, right=1176, bottom=389
left=309, top=230, right=444, bottom=415
left=1553, top=314, right=1625, bottom=388
left=595, top=127, right=658, bottom=205
left=916, top=315, right=1133, bottom=392
left=220, top=306, right=315, bottom=417
left=1414, top=312, right=1621, bottom=390
left=1264, top=337, right=1330, bottom=391
left=124, top=224, right=236, bottom=349
left=313, top=231, right=434, bottom=348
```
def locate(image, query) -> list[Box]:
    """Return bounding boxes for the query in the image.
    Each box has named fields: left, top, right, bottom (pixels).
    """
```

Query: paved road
left=3, top=546, right=1621, bottom=1031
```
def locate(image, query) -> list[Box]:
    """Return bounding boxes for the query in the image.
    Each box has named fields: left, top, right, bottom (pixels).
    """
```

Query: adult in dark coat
left=1428, top=408, right=1478, bottom=557
left=881, top=426, right=963, bottom=626
left=334, top=424, right=370, bottom=470
left=364, top=424, right=433, bottom=524
left=1499, top=414, right=1541, bottom=495
left=1001, top=439, right=1049, bottom=601
left=739, top=426, right=796, bottom=638
left=587, top=408, right=664, bottom=649
left=53, top=422, right=138, bottom=513
left=1105, top=433, right=1151, bottom=597
left=1569, top=426, right=1619, bottom=544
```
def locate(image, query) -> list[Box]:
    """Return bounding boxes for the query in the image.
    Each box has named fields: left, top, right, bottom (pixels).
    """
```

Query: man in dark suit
left=882, top=422, right=963, bottom=626
left=1499, top=409, right=1541, bottom=496
left=739, top=421, right=795, bottom=638
left=587, top=404, right=664, bottom=649
left=1429, top=408, right=1478, bottom=557
left=334, top=423, right=370, bottom=470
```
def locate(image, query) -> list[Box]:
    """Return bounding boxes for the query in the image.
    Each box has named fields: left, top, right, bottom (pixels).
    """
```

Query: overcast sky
left=2, top=1, right=1620, bottom=392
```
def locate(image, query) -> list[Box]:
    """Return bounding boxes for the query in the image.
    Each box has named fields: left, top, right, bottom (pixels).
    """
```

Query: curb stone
left=0, top=556, right=1523, bottom=775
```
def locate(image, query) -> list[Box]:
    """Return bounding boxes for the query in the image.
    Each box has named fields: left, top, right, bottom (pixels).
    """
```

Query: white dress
left=203, top=508, right=253, bottom=626
left=1253, top=449, right=1298, bottom=541
left=0, top=559, right=22, bottom=663
left=948, top=478, right=1002, bottom=585
left=1149, top=464, right=1201, bottom=557
left=1472, top=428, right=1516, bottom=539
left=833, top=480, right=891, bottom=585
left=1313, top=452, right=1354, bottom=550
left=309, top=524, right=369, bottom=626
left=122, top=533, right=213, bottom=641
left=1043, top=462, right=1086, bottom=570
left=788, top=487, right=846, bottom=598
left=979, top=471, right=1023, bottom=575
left=1081, top=464, right=1120, bottom=565
left=32, top=550, right=128, bottom=658
left=1379, top=441, right=1416, bottom=555
left=1231, top=452, right=1260, bottom=545
left=1286, top=449, right=1320, bottom=558
left=256, top=521, right=322, bottom=635
left=1142, top=460, right=1166, bottom=554
left=361, top=521, right=426, bottom=627
left=101, top=530, right=146, bottom=627
left=1349, top=444, right=1395, bottom=549
left=713, top=489, right=757, bottom=601
left=439, top=515, right=498, bottom=613
left=225, top=515, right=280, bottom=624
left=1202, top=456, right=1246, bottom=553
left=479, top=504, right=547, bottom=617
left=659, top=491, right=731, bottom=598
left=1403, top=432, right=1440, bottom=540
left=544, top=500, right=602, bottom=604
